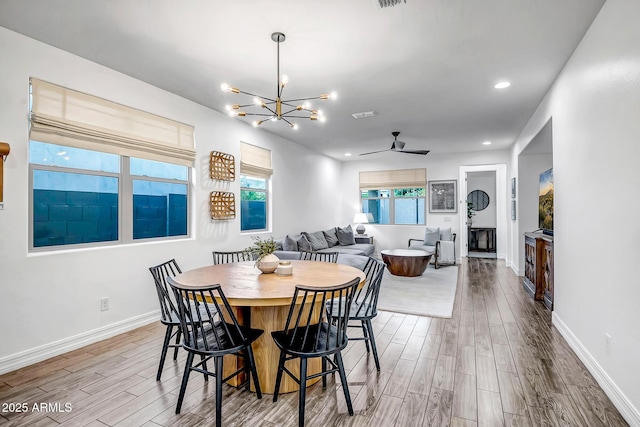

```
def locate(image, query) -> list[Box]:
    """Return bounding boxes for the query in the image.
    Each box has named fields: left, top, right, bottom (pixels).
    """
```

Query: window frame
left=360, top=187, right=426, bottom=226
left=240, top=173, right=270, bottom=233
left=29, top=141, right=191, bottom=252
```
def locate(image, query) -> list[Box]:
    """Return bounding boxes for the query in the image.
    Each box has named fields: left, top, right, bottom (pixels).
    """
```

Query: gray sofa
left=274, top=225, right=374, bottom=261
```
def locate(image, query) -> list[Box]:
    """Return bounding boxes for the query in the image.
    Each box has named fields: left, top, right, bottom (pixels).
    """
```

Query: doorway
left=466, top=171, right=497, bottom=258
left=458, top=164, right=507, bottom=259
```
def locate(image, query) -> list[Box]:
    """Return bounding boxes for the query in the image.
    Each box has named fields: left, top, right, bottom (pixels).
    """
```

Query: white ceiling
left=0, top=0, right=604, bottom=160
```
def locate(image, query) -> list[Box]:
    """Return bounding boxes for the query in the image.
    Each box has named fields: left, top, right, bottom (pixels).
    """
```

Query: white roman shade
left=29, top=78, right=196, bottom=166
left=359, top=168, right=426, bottom=189
left=240, top=142, right=272, bottom=177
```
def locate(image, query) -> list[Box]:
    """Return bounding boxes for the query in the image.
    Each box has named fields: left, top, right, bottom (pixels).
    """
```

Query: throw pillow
left=282, top=235, right=298, bottom=251
left=337, top=225, right=356, bottom=246
left=295, top=234, right=312, bottom=252
left=323, top=228, right=339, bottom=247
left=440, top=227, right=453, bottom=242
left=303, top=231, right=329, bottom=251
left=424, top=227, right=440, bottom=246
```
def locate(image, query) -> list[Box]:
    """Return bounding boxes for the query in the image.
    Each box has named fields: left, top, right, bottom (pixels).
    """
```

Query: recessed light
left=344, top=153, right=352, bottom=157
left=494, top=81, right=511, bottom=89
left=483, top=141, right=492, bottom=145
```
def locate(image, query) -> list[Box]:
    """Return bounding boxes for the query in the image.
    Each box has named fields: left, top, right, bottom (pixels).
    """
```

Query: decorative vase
left=256, top=253, right=279, bottom=274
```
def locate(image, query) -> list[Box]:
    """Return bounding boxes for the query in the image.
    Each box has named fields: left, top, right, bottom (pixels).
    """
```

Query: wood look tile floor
left=0, top=259, right=629, bottom=426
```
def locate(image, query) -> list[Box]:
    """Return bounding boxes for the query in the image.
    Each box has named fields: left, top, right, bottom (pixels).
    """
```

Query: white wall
left=340, top=150, right=510, bottom=259
left=0, top=27, right=342, bottom=369
left=467, top=172, right=496, bottom=227
left=509, top=0, right=640, bottom=421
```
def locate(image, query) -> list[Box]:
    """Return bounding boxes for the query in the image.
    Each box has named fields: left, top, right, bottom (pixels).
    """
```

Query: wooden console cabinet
left=523, top=232, right=554, bottom=310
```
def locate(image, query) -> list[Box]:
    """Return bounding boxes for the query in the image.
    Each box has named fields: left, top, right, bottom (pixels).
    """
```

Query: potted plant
left=245, top=236, right=279, bottom=273
left=466, top=201, right=476, bottom=227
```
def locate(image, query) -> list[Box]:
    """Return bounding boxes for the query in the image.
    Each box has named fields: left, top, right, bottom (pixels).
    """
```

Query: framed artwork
left=511, top=200, right=517, bottom=220
left=511, top=177, right=516, bottom=199
left=429, top=180, right=457, bottom=213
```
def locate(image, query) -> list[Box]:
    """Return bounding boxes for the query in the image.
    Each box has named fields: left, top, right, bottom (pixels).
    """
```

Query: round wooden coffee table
left=381, top=249, right=433, bottom=277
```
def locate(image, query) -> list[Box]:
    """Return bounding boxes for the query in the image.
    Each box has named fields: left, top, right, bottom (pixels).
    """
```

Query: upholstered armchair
left=408, top=227, right=456, bottom=269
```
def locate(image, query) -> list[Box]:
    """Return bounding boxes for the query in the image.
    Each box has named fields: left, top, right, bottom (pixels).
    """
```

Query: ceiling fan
left=359, top=132, right=430, bottom=156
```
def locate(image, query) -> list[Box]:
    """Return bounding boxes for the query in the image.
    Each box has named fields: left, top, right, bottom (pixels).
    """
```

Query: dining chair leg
left=201, top=355, right=209, bottom=381
left=334, top=352, right=354, bottom=416
left=245, top=347, right=262, bottom=399
left=361, top=321, right=371, bottom=353
left=322, top=356, right=327, bottom=390
left=298, top=358, right=308, bottom=427
left=273, top=352, right=286, bottom=402
left=173, top=329, right=182, bottom=360
left=366, top=319, right=381, bottom=371
left=157, top=325, right=173, bottom=381
left=175, top=351, right=194, bottom=413
left=215, top=356, right=224, bottom=427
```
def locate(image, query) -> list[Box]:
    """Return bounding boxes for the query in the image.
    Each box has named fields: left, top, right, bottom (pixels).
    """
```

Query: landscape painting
left=538, top=168, right=554, bottom=231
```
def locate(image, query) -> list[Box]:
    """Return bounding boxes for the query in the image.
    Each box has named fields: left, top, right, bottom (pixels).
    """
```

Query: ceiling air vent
left=374, top=0, right=406, bottom=9
left=352, top=111, right=377, bottom=119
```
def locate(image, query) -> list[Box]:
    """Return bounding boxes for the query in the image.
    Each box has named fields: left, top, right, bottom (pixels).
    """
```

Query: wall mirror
left=467, top=189, right=490, bottom=211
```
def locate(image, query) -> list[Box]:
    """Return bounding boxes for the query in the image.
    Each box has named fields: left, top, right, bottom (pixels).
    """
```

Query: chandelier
left=220, top=32, right=337, bottom=130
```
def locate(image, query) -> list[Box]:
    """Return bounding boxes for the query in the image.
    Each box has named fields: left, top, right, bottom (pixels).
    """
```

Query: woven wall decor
left=209, top=151, right=235, bottom=181
left=210, top=191, right=236, bottom=220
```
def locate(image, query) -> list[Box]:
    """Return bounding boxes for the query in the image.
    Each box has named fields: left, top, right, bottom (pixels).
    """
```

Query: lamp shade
left=353, top=212, right=369, bottom=234
left=353, top=213, right=369, bottom=224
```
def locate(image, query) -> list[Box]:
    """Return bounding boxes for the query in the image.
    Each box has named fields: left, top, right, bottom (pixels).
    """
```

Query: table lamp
left=353, top=212, right=370, bottom=234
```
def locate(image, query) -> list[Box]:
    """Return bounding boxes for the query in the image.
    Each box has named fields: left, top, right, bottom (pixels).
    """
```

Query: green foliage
left=466, top=201, right=476, bottom=220
left=538, top=192, right=554, bottom=230
left=245, top=236, right=278, bottom=261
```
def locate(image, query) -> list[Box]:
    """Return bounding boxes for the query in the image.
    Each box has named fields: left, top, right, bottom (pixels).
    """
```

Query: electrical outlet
left=100, top=297, right=109, bottom=311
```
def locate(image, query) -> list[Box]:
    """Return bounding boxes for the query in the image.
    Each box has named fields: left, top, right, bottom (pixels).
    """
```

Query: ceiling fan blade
left=359, top=149, right=391, bottom=156
left=398, top=150, right=430, bottom=155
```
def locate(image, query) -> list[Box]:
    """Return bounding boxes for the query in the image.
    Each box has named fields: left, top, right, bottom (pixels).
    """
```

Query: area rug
left=377, top=265, right=459, bottom=318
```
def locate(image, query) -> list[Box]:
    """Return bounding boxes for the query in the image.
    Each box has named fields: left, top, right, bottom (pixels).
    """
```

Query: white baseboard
left=552, top=313, right=640, bottom=426
left=0, top=310, right=160, bottom=376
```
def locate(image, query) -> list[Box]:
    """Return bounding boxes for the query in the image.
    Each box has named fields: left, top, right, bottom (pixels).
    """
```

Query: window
left=30, top=142, right=189, bottom=248
left=240, top=142, right=272, bottom=232
left=361, top=188, right=425, bottom=225
left=240, top=175, right=268, bottom=232
left=28, top=79, right=195, bottom=250
left=359, top=169, right=426, bottom=225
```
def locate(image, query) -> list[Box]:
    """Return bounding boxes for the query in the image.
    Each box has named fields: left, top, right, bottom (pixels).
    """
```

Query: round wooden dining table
left=172, top=260, right=366, bottom=394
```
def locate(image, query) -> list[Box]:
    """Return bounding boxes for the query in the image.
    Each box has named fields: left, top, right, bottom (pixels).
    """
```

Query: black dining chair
left=271, top=277, right=360, bottom=427
left=212, top=250, right=254, bottom=265
left=299, top=250, right=339, bottom=263
left=330, top=257, right=386, bottom=371
left=167, top=276, right=263, bottom=427
left=148, top=259, right=185, bottom=381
